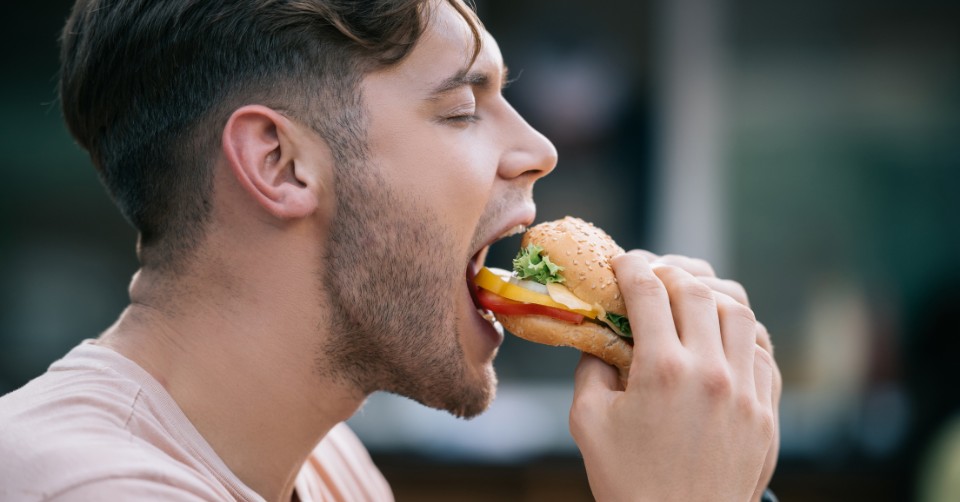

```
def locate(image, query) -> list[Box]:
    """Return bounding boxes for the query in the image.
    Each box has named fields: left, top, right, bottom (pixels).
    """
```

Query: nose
left=498, top=104, right=558, bottom=181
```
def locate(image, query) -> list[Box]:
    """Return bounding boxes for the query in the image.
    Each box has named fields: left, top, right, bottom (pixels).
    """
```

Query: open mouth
left=466, top=223, right=527, bottom=317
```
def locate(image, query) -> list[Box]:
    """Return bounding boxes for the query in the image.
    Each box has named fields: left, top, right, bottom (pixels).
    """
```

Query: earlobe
left=222, top=105, right=320, bottom=220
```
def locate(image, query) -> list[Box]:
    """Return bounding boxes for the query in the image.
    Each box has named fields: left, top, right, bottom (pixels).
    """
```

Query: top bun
left=522, top=216, right=626, bottom=315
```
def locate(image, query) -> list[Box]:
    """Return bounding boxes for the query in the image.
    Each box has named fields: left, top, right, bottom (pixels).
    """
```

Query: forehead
left=370, top=1, right=504, bottom=92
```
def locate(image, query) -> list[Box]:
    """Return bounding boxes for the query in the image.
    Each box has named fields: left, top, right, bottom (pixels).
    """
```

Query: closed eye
left=441, top=102, right=480, bottom=125
left=445, top=113, right=480, bottom=124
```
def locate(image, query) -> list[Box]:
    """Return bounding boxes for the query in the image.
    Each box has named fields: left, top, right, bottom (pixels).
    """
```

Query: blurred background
left=2, top=0, right=959, bottom=500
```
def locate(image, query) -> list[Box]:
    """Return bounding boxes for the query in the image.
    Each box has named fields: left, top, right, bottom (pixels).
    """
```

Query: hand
left=642, top=253, right=782, bottom=501
left=570, top=251, right=779, bottom=502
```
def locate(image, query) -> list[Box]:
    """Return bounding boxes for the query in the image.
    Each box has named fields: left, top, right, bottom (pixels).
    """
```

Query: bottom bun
left=497, top=314, right=632, bottom=384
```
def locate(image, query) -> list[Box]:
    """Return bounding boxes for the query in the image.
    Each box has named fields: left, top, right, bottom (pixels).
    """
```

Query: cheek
left=373, top=128, right=498, bottom=226
left=430, top=139, right=494, bottom=207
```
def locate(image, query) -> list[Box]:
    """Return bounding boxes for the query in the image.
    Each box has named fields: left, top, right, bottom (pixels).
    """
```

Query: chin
left=446, top=363, right=498, bottom=419
left=425, top=319, right=500, bottom=419
left=410, top=362, right=496, bottom=419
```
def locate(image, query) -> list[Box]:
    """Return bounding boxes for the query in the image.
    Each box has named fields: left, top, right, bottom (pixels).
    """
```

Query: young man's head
left=61, top=0, right=477, bottom=269
left=60, top=0, right=556, bottom=417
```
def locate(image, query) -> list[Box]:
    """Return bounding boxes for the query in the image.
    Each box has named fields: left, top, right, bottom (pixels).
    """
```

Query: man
left=0, top=0, right=781, bottom=500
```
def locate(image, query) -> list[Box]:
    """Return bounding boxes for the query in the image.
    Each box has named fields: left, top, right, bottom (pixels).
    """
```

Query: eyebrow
left=426, top=64, right=511, bottom=100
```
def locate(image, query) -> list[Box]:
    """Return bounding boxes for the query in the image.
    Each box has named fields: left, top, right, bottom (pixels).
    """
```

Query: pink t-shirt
left=0, top=341, right=393, bottom=501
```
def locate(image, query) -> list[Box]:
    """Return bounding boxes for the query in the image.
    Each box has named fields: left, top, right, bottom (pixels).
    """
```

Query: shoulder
left=0, top=418, right=225, bottom=501
left=0, top=361, right=139, bottom=467
left=0, top=362, right=225, bottom=501
left=0, top=344, right=148, bottom=439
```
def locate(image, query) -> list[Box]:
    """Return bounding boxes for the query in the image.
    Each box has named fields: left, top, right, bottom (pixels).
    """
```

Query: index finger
left=611, top=251, right=681, bottom=361
left=653, top=254, right=717, bottom=278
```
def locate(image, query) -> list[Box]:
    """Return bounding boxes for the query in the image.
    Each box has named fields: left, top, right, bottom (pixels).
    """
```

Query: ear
left=221, top=105, right=324, bottom=220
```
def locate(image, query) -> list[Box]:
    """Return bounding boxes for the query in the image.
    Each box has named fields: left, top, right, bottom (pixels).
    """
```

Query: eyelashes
left=441, top=102, right=480, bottom=125
left=445, top=113, right=480, bottom=124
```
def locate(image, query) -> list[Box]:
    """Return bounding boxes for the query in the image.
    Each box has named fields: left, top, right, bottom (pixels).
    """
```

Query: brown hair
left=59, top=0, right=481, bottom=269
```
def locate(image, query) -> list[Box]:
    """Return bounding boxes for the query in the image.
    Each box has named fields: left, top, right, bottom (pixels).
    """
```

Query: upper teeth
left=499, top=224, right=526, bottom=240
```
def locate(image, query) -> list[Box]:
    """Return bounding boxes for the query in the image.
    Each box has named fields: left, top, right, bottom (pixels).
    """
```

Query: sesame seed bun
left=523, top=216, right=627, bottom=315
left=495, top=217, right=632, bottom=383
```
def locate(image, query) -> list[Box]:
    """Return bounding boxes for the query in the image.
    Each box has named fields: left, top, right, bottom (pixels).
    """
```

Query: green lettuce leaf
left=512, top=244, right=565, bottom=284
left=605, top=312, right=632, bottom=337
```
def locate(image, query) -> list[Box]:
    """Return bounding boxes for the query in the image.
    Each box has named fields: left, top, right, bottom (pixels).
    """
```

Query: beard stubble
left=317, top=161, right=496, bottom=419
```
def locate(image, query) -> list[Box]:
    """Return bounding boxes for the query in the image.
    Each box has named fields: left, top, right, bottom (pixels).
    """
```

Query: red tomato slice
left=476, top=288, right=585, bottom=325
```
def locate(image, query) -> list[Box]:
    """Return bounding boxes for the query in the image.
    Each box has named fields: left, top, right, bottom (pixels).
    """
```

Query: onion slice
left=545, top=283, right=595, bottom=313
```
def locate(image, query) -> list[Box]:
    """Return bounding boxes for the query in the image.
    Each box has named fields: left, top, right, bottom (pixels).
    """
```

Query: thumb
left=571, top=354, right=617, bottom=442
left=573, top=353, right=620, bottom=399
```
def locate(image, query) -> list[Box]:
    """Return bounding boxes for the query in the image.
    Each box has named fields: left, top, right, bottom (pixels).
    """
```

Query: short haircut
left=59, top=0, right=481, bottom=269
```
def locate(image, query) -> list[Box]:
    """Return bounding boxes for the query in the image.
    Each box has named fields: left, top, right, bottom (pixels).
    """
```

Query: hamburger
left=473, top=217, right=633, bottom=382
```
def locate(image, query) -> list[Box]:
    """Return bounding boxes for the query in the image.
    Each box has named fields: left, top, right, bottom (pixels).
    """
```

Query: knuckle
left=758, top=407, right=776, bottom=440
left=700, top=365, right=733, bottom=398
left=733, top=392, right=775, bottom=440
left=735, top=391, right=756, bottom=417
left=656, top=254, right=684, bottom=268
left=568, top=405, right=585, bottom=440
left=756, top=345, right=783, bottom=393
left=568, top=396, right=593, bottom=439
left=659, top=254, right=715, bottom=277
left=671, top=276, right=715, bottom=302
left=724, top=279, right=750, bottom=305
left=613, top=251, right=646, bottom=269
left=692, top=257, right=716, bottom=276
left=718, top=299, right=757, bottom=324
left=651, top=354, right=688, bottom=387
left=621, top=269, right=663, bottom=297
left=755, top=344, right=775, bottom=371
left=756, top=322, right=774, bottom=354
left=626, top=249, right=658, bottom=262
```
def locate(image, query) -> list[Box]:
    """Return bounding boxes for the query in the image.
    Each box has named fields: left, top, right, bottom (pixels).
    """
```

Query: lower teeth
left=478, top=309, right=497, bottom=323
left=478, top=310, right=504, bottom=336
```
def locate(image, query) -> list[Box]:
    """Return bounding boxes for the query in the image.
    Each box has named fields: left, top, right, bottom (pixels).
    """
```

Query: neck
left=99, top=256, right=364, bottom=501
